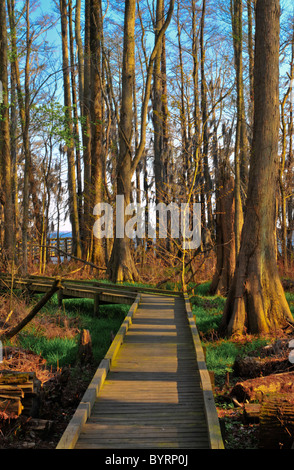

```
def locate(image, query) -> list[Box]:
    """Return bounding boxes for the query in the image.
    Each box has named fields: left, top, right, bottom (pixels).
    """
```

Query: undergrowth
left=4, top=294, right=129, bottom=369
left=190, top=281, right=292, bottom=386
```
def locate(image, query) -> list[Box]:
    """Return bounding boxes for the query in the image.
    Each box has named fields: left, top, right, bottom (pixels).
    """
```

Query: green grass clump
left=12, top=294, right=129, bottom=368
left=191, top=282, right=270, bottom=384
left=286, top=291, right=294, bottom=317
left=16, top=333, right=78, bottom=367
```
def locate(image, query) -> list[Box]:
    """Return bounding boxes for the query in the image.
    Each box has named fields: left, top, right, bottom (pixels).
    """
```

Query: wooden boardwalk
left=0, top=275, right=137, bottom=315
left=57, top=292, right=223, bottom=450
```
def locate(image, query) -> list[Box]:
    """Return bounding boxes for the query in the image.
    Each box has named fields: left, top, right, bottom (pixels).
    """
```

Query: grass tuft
left=191, top=282, right=270, bottom=385
left=5, top=293, right=129, bottom=369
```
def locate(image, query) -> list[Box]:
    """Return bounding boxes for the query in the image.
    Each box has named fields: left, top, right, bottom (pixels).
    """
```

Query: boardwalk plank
left=74, top=294, right=212, bottom=449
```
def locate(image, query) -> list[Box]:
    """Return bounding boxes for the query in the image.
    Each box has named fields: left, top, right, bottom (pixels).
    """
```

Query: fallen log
left=243, top=403, right=261, bottom=424
left=0, top=386, right=24, bottom=398
left=0, top=396, right=23, bottom=416
left=259, top=395, right=294, bottom=449
left=0, top=371, right=41, bottom=417
left=230, top=372, right=294, bottom=403
left=0, top=372, right=32, bottom=385
left=233, top=352, right=294, bottom=379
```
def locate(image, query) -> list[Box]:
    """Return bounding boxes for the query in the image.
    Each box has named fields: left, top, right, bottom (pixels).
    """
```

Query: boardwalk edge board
left=0, top=274, right=182, bottom=297
left=56, top=293, right=142, bottom=450
left=183, top=294, right=224, bottom=450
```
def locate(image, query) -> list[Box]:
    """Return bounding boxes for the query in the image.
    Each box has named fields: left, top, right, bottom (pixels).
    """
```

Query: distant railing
left=16, top=238, right=73, bottom=262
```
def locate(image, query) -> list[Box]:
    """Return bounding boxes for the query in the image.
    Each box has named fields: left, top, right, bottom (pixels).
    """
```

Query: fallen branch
left=1, top=279, right=62, bottom=341
left=39, top=245, right=107, bottom=272
left=156, top=245, right=213, bottom=289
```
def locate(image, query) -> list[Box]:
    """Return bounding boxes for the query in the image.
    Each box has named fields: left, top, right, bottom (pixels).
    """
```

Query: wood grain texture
left=75, top=294, right=212, bottom=449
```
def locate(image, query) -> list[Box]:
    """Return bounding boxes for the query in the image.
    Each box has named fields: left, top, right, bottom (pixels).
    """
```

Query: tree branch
left=131, top=0, right=175, bottom=174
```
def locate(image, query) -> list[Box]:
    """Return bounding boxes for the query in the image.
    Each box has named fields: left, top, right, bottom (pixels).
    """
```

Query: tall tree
left=210, top=124, right=236, bottom=296
left=176, top=1, right=189, bottom=191
left=60, top=0, right=81, bottom=257
left=82, top=0, right=92, bottom=256
left=107, top=0, right=175, bottom=282
left=200, top=0, right=213, bottom=231
left=89, top=0, right=105, bottom=266
left=106, top=0, right=138, bottom=282
left=0, top=0, right=14, bottom=261
left=68, top=0, right=82, bottom=224
left=220, top=0, right=293, bottom=336
left=231, top=0, right=248, bottom=257
left=247, top=0, right=255, bottom=129
left=153, top=0, right=170, bottom=207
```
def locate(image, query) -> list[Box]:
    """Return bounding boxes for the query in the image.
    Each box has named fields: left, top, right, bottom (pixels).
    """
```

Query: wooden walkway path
left=57, top=292, right=224, bottom=450
left=0, top=275, right=138, bottom=315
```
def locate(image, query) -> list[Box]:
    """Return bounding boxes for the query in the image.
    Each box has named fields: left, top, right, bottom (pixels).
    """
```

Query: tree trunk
left=106, top=0, right=138, bottom=283
left=280, top=89, right=291, bottom=273
left=0, top=0, right=14, bottom=262
left=82, top=0, right=92, bottom=257
left=200, top=0, right=213, bottom=232
left=89, top=0, right=105, bottom=267
left=153, top=0, right=165, bottom=205
left=68, top=0, right=83, bottom=226
left=192, top=0, right=201, bottom=173
left=176, top=2, right=189, bottom=193
left=60, top=0, right=81, bottom=258
left=107, top=0, right=175, bottom=282
left=287, top=34, right=294, bottom=268
left=231, top=0, right=247, bottom=258
left=247, top=0, right=255, bottom=130
left=210, top=173, right=236, bottom=296
left=220, top=0, right=293, bottom=336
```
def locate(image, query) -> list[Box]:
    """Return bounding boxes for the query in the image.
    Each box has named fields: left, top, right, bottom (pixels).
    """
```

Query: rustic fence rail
left=16, top=238, right=73, bottom=262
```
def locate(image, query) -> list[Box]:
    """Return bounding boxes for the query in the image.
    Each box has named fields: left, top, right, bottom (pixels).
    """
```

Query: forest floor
left=0, top=262, right=293, bottom=450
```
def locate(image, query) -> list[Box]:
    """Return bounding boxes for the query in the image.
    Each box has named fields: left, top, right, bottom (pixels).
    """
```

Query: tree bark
left=220, top=0, right=293, bottom=336
left=231, top=373, right=294, bottom=403
left=200, top=0, right=213, bottom=231
left=60, top=0, right=81, bottom=258
left=107, top=0, right=138, bottom=283
left=0, top=0, right=14, bottom=261
left=176, top=2, right=189, bottom=193
left=259, top=395, right=294, bottom=449
left=210, top=173, right=236, bottom=296
left=153, top=0, right=165, bottom=205
left=89, top=0, right=105, bottom=267
left=107, top=0, right=175, bottom=282
left=82, top=0, right=92, bottom=256
left=247, top=0, right=254, bottom=130
left=68, top=0, right=83, bottom=226
left=231, top=0, right=247, bottom=258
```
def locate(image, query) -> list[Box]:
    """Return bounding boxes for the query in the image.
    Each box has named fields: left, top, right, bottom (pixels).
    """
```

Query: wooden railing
left=16, top=238, right=73, bottom=262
